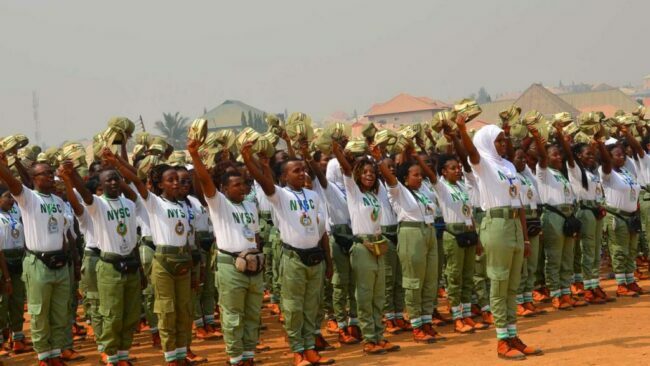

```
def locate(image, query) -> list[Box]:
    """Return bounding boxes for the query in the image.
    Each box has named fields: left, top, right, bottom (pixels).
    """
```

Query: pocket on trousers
left=154, top=298, right=174, bottom=314
left=402, top=277, right=421, bottom=290
left=223, top=310, right=240, bottom=328
left=27, top=303, right=42, bottom=316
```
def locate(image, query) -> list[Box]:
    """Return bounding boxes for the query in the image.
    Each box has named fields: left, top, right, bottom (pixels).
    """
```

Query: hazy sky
left=1, top=0, right=648, bottom=146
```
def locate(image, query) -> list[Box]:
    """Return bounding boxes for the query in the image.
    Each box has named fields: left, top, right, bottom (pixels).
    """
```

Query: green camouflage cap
left=147, top=136, right=169, bottom=156
left=132, top=144, right=147, bottom=159
left=344, top=138, right=368, bottom=157
left=265, top=114, right=281, bottom=127
left=253, top=135, right=275, bottom=158
left=453, top=98, right=482, bottom=122
left=135, top=132, right=151, bottom=146
left=188, top=118, right=208, bottom=143
left=1, top=134, right=29, bottom=154
left=167, top=151, right=188, bottom=167
left=325, top=122, right=351, bottom=142
left=137, top=155, right=161, bottom=180
left=552, top=112, right=573, bottom=127
left=214, top=129, right=236, bottom=151
left=236, top=127, right=262, bottom=151
left=633, top=105, right=647, bottom=121
left=374, top=129, right=398, bottom=147
left=434, top=134, right=452, bottom=153
left=285, top=112, right=314, bottom=143
left=499, top=105, right=522, bottom=124
left=60, top=142, right=87, bottom=169
left=261, top=131, right=280, bottom=147
left=431, top=110, right=457, bottom=132
left=313, top=133, right=333, bottom=155
left=108, top=117, right=135, bottom=137
left=522, top=110, right=546, bottom=126
left=389, top=134, right=413, bottom=154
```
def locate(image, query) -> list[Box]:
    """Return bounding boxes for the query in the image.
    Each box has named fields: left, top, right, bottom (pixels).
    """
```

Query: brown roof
left=366, top=93, right=449, bottom=117
left=466, top=119, right=491, bottom=131
left=477, top=99, right=517, bottom=124
left=514, top=83, right=580, bottom=117
left=558, top=89, right=640, bottom=114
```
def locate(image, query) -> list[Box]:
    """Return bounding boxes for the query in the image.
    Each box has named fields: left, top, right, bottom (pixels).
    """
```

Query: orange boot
left=481, top=311, right=494, bottom=325
left=497, top=339, right=526, bottom=360
left=628, top=282, right=644, bottom=295
left=510, top=337, right=543, bottom=356
left=516, top=304, right=534, bottom=317
left=616, top=284, right=639, bottom=297
left=563, top=294, right=587, bottom=307
left=268, top=303, right=281, bottom=316
left=594, top=286, right=616, bottom=302
left=464, top=317, right=489, bottom=330
left=454, top=319, right=473, bottom=334
left=532, top=288, right=550, bottom=303
left=570, top=282, right=585, bottom=297
left=292, top=352, right=311, bottom=366
left=11, top=339, right=33, bottom=354
left=551, top=296, right=571, bottom=310
left=523, top=302, right=546, bottom=315
left=337, top=327, right=360, bottom=345
left=584, top=289, right=606, bottom=304
left=395, top=318, right=412, bottom=331
left=348, top=324, right=362, bottom=341
left=422, top=323, right=446, bottom=342
left=195, top=325, right=218, bottom=340
left=384, top=319, right=401, bottom=334
left=152, top=331, right=162, bottom=348
left=304, top=349, right=335, bottom=365
left=378, top=340, right=400, bottom=352
left=362, top=342, right=386, bottom=355
left=61, top=348, right=85, bottom=362
left=412, top=327, right=435, bottom=344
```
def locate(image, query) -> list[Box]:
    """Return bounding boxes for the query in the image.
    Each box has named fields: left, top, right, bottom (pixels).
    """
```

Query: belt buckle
left=511, top=209, right=518, bottom=219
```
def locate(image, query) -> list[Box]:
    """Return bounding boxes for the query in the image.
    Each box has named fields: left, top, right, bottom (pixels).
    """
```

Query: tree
left=248, top=111, right=254, bottom=129
left=154, top=112, right=190, bottom=149
left=476, top=87, right=492, bottom=103
left=240, top=111, right=247, bottom=127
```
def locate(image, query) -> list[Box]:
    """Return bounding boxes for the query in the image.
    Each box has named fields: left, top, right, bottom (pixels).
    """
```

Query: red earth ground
left=7, top=277, right=650, bottom=366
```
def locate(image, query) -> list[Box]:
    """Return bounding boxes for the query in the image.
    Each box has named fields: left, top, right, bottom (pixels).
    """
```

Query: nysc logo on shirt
left=450, top=191, right=468, bottom=203
left=167, top=208, right=187, bottom=219
left=289, top=199, right=315, bottom=211
left=40, top=203, right=62, bottom=214
left=232, top=212, right=256, bottom=225
left=106, top=208, right=131, bottom=221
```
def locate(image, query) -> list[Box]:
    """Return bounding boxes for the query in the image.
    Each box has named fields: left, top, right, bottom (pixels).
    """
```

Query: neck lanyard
left=362, top=191, right=381, bottom=222
left=1, top=211, right=17, bottom=230
left=104, top=195, right=129, bottom=241
left=411, top=189, right=431, bottom=220
left=288, top=188, right=309, bottom=214
left=230, top=199, right=251, bottom=229
left=442, top=179, right=468, bottom=203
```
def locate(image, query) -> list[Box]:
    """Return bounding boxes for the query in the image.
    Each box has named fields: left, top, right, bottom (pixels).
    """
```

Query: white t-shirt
left=567, top=163, right=604, bottom=203
left=469, top=158, right=523, bottom=210
left=326, top=158, right=346, bottom=194
left=0, top=210, right=25, bottom=250
left=178, top=200, right=197, bottom=248
left=343, top=175, right=382, bottom=235
left=254, top=181, right=273, bottom=214
left=12, top=186, right=66, bottom=252
left=377, top=182, right=398, bottom=226
left=633, top=154, right=650, bottom=187
left=76, top=209, right=99, bottom=250
left=312, top=179, right=350, bottom=227
left=536, top=164, right=575, bottom=206
left=433, top=178, right=473, bottom=225
left=130, top=184, right=152, bottom=238
left=187, top=195, right=210, bottom=232
left=387, top=182, right=436, bottom=224
left=266, top=186, right=322, bottom=249
left=464, top=172, right=482, bottom=210
left=142, top=193, right=192, bottom=247
left=600, top=166, right=641, bottom=212
left=85, top=195, right=138, bottom=255
left=517, top=168, right=540, bottom=210
left=206, top=191, right=259, bottom=253
left=63, top=201, right=75, bottom=240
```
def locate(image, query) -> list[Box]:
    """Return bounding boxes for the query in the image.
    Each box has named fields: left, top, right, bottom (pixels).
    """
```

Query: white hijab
left=472, top=125, right=516, bottom=175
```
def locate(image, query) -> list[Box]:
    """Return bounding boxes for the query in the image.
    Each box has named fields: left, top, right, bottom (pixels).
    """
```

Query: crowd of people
left=0, top=104, right=649, bottom=366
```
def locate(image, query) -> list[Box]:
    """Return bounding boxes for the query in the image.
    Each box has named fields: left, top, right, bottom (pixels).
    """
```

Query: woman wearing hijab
left=456, top=115, right=542, bottom=360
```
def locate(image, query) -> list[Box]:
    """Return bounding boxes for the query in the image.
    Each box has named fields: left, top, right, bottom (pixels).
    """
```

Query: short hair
left=280, top=158, right=303, bottom=176
left=395, top=160, right=419, bottom=185
left=85, top=176, right=101, bottom=195
left=219, top=171, right=243, bottom=190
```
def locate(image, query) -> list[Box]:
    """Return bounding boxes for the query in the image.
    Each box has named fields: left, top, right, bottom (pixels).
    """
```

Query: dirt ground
left=8, top=278, right=650, bottom=366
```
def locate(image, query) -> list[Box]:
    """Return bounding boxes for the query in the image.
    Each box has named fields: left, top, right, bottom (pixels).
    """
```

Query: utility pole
left=138, top=115, right=146, bottom=132
left=32, top=91, right=40, bottom=147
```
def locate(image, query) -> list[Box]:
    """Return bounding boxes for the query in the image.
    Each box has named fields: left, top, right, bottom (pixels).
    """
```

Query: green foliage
left=154, top=112, right=190, bottom=149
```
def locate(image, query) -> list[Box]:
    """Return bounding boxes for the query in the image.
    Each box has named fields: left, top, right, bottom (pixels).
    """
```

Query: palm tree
left=155, top=112, right=190, bottom=149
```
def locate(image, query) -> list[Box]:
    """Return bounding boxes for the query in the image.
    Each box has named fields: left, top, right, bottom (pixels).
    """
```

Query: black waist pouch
left=563, top=216, right=582, bottom=238
left=103, top=256, right=140, bottom=274
left=32, top=250, right=68, bottom=270
left=526, top=219, right=542, bottom=237
left=447, top=230, right=479, bottom=248
left=6, top=257, right=23, bottom=275
left=191, top=250, right=202, bottom=266
left=284, top=244, right=325, bottom=266
left=332, top=233, right=354, bottom=255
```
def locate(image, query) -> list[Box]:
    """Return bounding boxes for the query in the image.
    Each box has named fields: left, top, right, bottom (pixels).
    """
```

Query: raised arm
left=58, top=161, right=84, bottom=216
left=301, top=142, right=327, bottom=189
left=528, top=125, right=547, bottom=169
left=241, top=141, right=276, bottom=196
left=13, top=158, right=32, bottom=189
left=281, top=131, right=296, bottom=159
left=0, top=152, right=23, bottom=196
left=555, top=123, right=575, bottom=168
left=412, top=148, right=437, bottom=185
left=371, top=144, right=397, bottom=187
left=502, top=121, right=515, bottom=162
left=332, top=141, right=352, bottom=177
left=187, top=139, right=217, bottom=198
left=450, top=130, right=471, bottom=173
left=103, top=148, right=148, bottom=200
left=456, top=114, right=480, bottom=165
left=595, top=137, right=612, bottom=175
left=621, top=125, right=645, bottom=159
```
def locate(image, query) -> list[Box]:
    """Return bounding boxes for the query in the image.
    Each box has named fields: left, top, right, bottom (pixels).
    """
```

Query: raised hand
left=187, top=138, right=202, bottom=156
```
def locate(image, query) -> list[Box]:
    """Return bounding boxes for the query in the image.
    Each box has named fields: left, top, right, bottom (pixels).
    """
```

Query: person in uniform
left=377, top=143, right=444, bottom=344
left=109, top=156, right=195, bottom=366
left=241, top=141, right=334, bottom=366
left=0, top=153, right=72, bottom=366
left=528, top=125, right=587, bottom=310
left=325, top=142, right=401, bottom=354
left=59, top=157, right=141, bottom=366
left=189, top=138, right=264, bottom=366
left=600, top=126, right=645, bottom=296
left=0, top=186, right=32, bottom=354
left=455, top=117, right=542, bottom=360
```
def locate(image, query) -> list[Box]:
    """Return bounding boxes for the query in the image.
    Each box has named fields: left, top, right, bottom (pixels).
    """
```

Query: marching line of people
left=0, top=107, right=649, bottom=365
